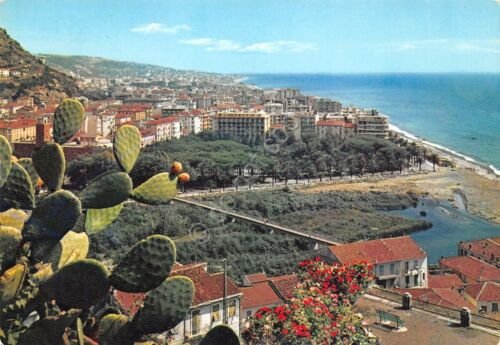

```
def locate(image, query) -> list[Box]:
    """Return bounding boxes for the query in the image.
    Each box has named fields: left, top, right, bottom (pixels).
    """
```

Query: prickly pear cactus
left=0, top=225, right=22, bottom=268
left=40, top=259, right=110, bottom=309
left=32, top=142, right=65, bottom=191
left=131, top=172, right=178, bottom=204
left=114, top=125, right=141, bottom=173
left=0, top=263, right=27, bottom=304
left=23, top=189, right=82, bottom=240
left=200, top=325, right=241, bottom=345
left=0, top=162, right=35, bottom=212
left=131, top=276, right=194, bottom=335
left=0, top=135, right=12, bottom=188
left=44, top=231, right=89, bottom=271
left=0, top=208, right=28, bottom=229
left=110, top=234, right=176, bottom=292
left=98, top=314, right=130, bottom=345
left=85, top=203, right=124, bottom=235
left=53, top=98, right=85, bottom=145
left=17, top=157, right=40, bottom=190
left=80, top=172, right=132, bottom=209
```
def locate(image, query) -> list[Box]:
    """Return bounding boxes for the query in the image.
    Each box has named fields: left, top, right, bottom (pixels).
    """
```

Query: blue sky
left=1, top=0, right=499, bottom=73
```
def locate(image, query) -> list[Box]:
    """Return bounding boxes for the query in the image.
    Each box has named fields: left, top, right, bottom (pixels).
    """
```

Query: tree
left=428, top=152, right=440, bottom=172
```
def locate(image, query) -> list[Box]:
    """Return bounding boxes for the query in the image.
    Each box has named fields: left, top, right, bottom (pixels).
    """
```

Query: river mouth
left=390, top=198, right=500, bottom=264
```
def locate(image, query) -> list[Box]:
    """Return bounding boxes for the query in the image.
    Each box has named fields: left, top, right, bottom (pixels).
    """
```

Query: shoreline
left=388, top=123, right=500, bottom=183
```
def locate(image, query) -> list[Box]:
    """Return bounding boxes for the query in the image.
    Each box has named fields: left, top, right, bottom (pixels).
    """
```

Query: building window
left=414, top=274, right=418, bottom=286
left=228, top=300, right=237, bottom=318
left=390, top=263, right=395, bottom=274
left=211, top=303, right=221, bottom=323
left=191, top=309, right=201, bottom=335
left=378, top=265, right=384, bottom=276
left=404, top=262, right=409, bottom=272
left=414, top=260, right=418, bottom=269
left=492, top=303, right=499, bottom=312
left=246, top=310, right=252, bottom=318
left=480, top=306, right=487, bottom=313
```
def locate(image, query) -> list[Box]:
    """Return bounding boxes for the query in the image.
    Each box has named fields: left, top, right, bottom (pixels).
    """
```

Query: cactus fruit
left=0, top=226, right=21, bottom=268
left=177, top=172, right=190, bottom=184
left=113, top=125, right=141, bottom=173
left=0, top=263, right=27, bottom=304
left=85, top=203, right=124, bottom=235
left=98, top=314, right=130, bottom=345
left=170, top=161, right=182, bottom=174
left=131, top=276, right=194, bottom=335
left=23, top=190, right=82, bottom=240
left=0, top=135, right=12, bottom=188
left=0, top=162, right=35, bottom=212
left=131, top=173, right=178, bottom=205
left=18, top=157, right=40, bottom=190
left=0, top=208, right=27, bottom=230
left=110, top=235, right=176, bottom=293
left=53, top=99, right=85, bottom=144
left=32, top=142, right=66, bottom=192
left=45, top=231, right=89, bottom=271
left=40, top=259, right=110, bottom=309
left=80, top=172, right=132, bottom=209
left=200, top=325, right=240, bottom=345
left=17, top=309, right=81, bottom=345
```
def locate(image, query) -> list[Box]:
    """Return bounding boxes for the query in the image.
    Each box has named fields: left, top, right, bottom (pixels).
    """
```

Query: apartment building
left=291, top=113, right=319, bottom=139
left=354, top=110, right=388, bottom=138
left=213, top=111, right=270, bottom=139
left=324, top=236, right=428, bottom=289
left=316, top=98, right=342, bottom=114
left=264, top=102, right=284, bottom=115
left=0, top=118, right=36, bottom=142
left=316, top=120, right=356, bottom=140
left=458, top=238, right=500, bottom=268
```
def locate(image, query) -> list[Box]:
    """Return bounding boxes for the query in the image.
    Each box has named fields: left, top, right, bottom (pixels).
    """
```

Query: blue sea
left=246, top=73, right=500, bottom=173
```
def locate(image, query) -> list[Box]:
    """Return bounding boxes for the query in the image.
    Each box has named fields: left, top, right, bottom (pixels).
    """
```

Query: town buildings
left=212, top=111, right=270, bottom=139
left=459, top=237, right=500, bottom=268
left=324, top=236, right=428, bottom=289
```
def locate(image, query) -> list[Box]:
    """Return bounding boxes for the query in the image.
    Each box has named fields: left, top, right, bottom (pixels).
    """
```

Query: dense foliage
left=243, top=258, right=376, bottom=344
left=90, top=190, right=430, bottom=282
left=67, top=131, right=429, bottom=190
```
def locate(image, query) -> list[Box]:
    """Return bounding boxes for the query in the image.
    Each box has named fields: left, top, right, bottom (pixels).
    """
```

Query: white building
left=324, top=236, right=428, bottom=289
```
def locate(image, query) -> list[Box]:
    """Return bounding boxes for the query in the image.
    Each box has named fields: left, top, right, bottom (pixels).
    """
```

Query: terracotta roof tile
left=269, top=274, right=299, bottom=301
left=428, top=274, right=464, bottom=289
left=240, top=282, right=282, bottom=309
left=440, top=256, right=500, bottom=282
left=244, top=273, right=268, bottom=284
left=395, top=288, right=475, bottom=311
left=465, top=282, right=500, bottom=302
left=329, top=236, right=426, bottom=265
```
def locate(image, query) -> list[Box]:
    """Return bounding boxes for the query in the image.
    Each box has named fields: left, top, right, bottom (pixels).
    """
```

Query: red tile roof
left=395, top=288, right=475, bottom=310
left=0, top=118, right=36, bottom=129
left=440, top=256, right=500, bottom=283
left=170, top=263, right=241, bottom=307
left=428, top=274, right=464, bottom=289
left=329, top=236, right=426, bottom=265
left=459, top=238, right=500, bottom=262
left=465, top=282, right=500, bottom=302
left=269, top=274, right=299, bottom=301
left=245, top=273, right=268, bottom=284
left=114, top=290, right=146, bottom=316
left=240, top=282, right=282, bottom=309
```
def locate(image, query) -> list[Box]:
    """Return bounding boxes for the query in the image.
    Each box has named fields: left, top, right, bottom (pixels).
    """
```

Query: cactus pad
left=40, top=259, right=110, bottom=309
left=114, top=125, right=141, bottom=173
left=200, top=325, right=240, bottom=345
left=131, top=173, right=178, bottom=205
left=0, top=263, right=27, bottom=304
left=53, top=98, right=85, bottom=144
left=0, top=162, right=35, bottom=211
left=131, top=276, right=194, bottom=334
left=110, top=235, right=176, bottom=293
left=85, top=203, right=124, bottom=235
left=32, top=142, right=65, bottom=192
left=80, top=172, right=132, bottom=209
left=0, top=226, right=21, bottom=268
left=98, top=314, right=132, bottom=345
left=18, top=157, right=40, bottom=189
left=0, top=208, right=28, bottom=230
left=45, top=231, right=89, bottom=271
left=0, top=135, right=12, bottom=188
left=17, top=309, right=81, bottom=345
left=23, top=190, right=81, bottom=240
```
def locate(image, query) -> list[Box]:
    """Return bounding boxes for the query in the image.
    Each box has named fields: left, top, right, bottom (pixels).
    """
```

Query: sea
left=245, top=73, right=500, bottom=175
left=246, top=73, right=500, bottom=262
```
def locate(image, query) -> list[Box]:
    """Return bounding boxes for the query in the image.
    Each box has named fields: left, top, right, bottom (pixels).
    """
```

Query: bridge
left=174, top=197, right=341, bottom=247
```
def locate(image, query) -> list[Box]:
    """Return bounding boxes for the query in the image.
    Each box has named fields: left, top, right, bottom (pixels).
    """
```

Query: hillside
left=39, top=54, right=179, bottom=79
left=0, top=28, right=81, bottom=103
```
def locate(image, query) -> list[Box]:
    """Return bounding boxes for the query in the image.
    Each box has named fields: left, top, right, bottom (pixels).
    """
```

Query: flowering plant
left=243, top=258, right=376, bottom=344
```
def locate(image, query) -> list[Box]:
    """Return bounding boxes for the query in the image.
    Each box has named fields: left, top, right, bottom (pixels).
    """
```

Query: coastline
left=388, top=123, right=500, bottom=183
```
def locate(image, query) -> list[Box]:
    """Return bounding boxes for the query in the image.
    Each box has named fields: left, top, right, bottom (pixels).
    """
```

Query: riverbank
left=302, top=169, right=500, bottom=224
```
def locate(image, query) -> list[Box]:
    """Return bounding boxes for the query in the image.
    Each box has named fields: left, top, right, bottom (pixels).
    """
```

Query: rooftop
left=440, top=256, right=500, bottom=282
left=428, top=274, right=464, bottom=289
left=329, top=236, right=426, bottom=265
left=465, top=282, right=500, bottom=302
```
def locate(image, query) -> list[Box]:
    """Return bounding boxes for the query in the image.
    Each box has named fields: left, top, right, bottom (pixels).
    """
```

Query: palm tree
left=429, top=152, right=440, bottom=172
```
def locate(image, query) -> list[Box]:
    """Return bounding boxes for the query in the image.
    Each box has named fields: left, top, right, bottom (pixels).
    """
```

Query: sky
left=0, top=0, right=499, bottom=73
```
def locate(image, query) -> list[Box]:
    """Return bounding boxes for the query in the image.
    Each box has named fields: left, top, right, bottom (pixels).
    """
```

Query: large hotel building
left=213, top=112, right=271, bottom=139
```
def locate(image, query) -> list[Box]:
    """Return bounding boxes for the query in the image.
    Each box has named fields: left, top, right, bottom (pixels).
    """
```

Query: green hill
left=0, top=28, right=81, bottom=103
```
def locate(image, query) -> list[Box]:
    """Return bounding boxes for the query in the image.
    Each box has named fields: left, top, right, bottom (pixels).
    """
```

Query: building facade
left=213, top=111, right=270, bottom=139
